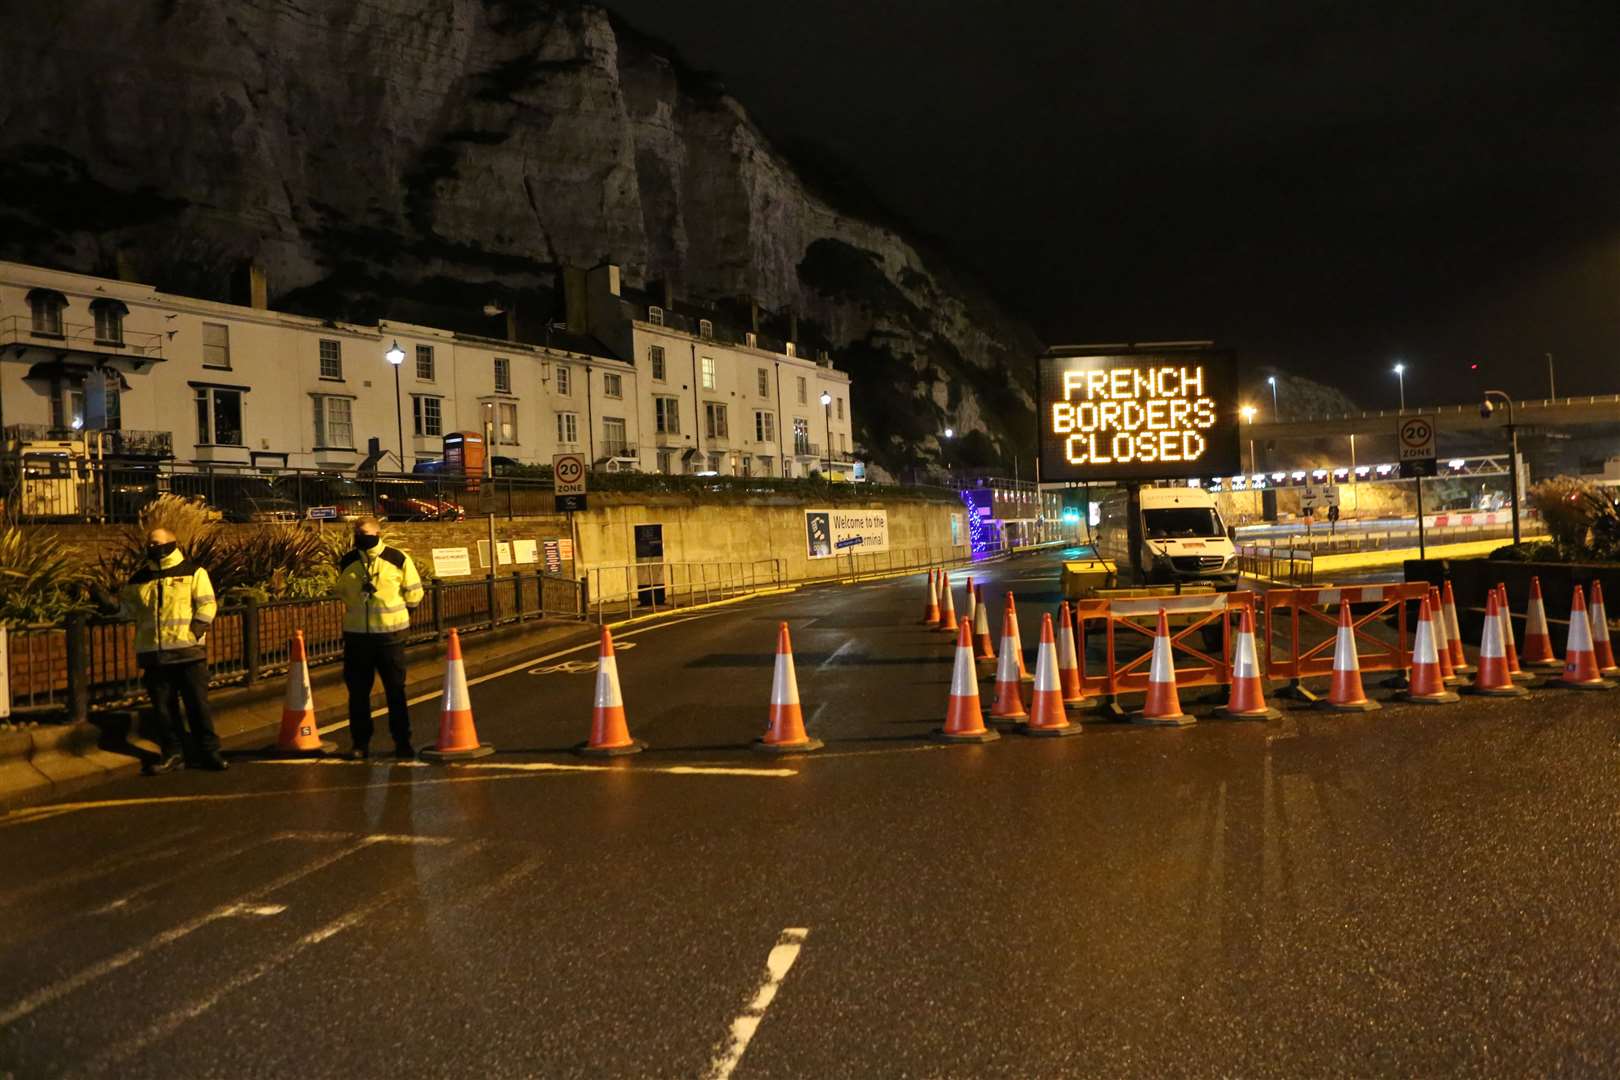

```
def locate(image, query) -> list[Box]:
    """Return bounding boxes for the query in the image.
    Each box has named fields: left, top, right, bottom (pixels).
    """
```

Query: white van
left=1093, top=486, right=1238, bottom=589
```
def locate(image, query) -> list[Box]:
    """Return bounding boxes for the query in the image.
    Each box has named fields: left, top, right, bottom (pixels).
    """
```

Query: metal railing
left=0, top=316, right=165, bottom=360
left=1236, top=544, right=1315, bottom=585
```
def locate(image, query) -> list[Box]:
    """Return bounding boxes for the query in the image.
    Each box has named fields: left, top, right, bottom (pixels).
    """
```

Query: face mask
left=355, top=533, right=381, bottom=551
left=147, top=542, right=176, bottom=561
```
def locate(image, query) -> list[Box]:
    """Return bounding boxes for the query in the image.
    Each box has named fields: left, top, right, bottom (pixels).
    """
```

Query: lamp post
left=384, top=340, right=406, bottom=470
left=1481, top=390, right=1522, bottom=546
left=1393, top=362, right=1406, bottom=412
left=1267, top=376, right=1278, bottom=421
left=820, top=390, right=832, bottom=477
left=1240, top=404, right=1258, bottom=520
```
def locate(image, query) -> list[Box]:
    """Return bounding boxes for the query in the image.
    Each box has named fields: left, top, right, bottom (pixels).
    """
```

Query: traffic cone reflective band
left=757, top=622, right=824, bottom=752
left=1559, top=586, right=1615, bottom=691
left=1405, top=598, right=1460, bottom=704
left=420, top=629, right=495, bottom=762
left=938, top=574, right=958, bottom=633
left=577, top=627, right=646, bottom=756
left=1467, top=589, right=1527, bottom=697
left=1427, top=587, right=1461, bottom=686
left=1442, top=581, right=1474, bottom=674
left=1134, top=608, right=1193, bottom=725
left=1217, top=607, right=1280, bottom=720
left=1590, top=580, right=1619, bottom=675
left=1498, top=585, right=1533, bottom=682
left=972, top=586, right=997, bottom=662
left=274, top=630, right=335, bottom=755
left=936, top=618, right=999, bottom=743
left=1520, top=576, right=1560, bottom=667
left=921, top=569, right=940, bottom=626
left=1319, top=601, right=1379, bottom=711
left=1023, top=614, right=1080, bottom=736
left=1006, top=592, right=1031, bottom=681
left=989, top=609, right=1028, bottom=721
left=1055, top=601, right=1088, bottom=707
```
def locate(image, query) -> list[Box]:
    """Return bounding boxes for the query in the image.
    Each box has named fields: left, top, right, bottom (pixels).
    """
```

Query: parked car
left=215, top=475, right=300, bottom=523
left=376, top=488, right=465, bottom=522
left=303, top=475, right=374, bottom=521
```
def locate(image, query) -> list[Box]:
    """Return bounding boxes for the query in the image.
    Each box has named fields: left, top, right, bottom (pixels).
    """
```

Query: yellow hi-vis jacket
left=119, top=549, right=217, bottom=667
left=335, top=544, right=423, bottom=637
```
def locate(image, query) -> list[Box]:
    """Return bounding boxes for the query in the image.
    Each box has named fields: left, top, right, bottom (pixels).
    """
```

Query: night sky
left=605, top=1, right=1619, bottom=409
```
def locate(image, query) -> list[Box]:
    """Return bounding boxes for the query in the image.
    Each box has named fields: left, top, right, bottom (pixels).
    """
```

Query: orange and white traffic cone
left=1024, top=614, right=1081, bottom=736
left=577, top=627, right=646, bottom=756
left=1468, top=589, right=1528, bottom=697
left=1559, top=586, right=1616, bottom=691
left=963, top=575, right=976, bottom=628
left=989, top=608, right=1028, bottom=721
left=757, top=622, right=824, bottom=752
left=921, top=569, right=940, bottom=626
left=273, top=630, right=336, bottom=756
left=1427, top=587, right=1462, bottom=686
left=1319, top=601, right=1379, bottom=711
left=938, top=574, right=958, bottom=633
left=1134, top=608, right=1193, bottom=725
left=1216, top=607, right=1280, bottom=720
left=1498, top=584, right=1534, bottom=682
left=1405, top=597, right=1460, bottom=704
left=1590, top=580, right=1619, bottom=676
left=1055, top=601, right=1090, bottom=708
left=973, top=586, right=997, bottom=663
left=1006, top=592, right=1031, bottom=682
left=1520, top=576, right=1560, bottom=668
left=420, top=629, right=495, bottom=762
left=1442, top=580, right=1474, bottom=675
left=937, top=618, right=999, bottom=743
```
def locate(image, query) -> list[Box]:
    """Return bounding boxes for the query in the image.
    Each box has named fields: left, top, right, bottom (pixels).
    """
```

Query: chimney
left=563, top=267, right=588, bottom=335
left=788, top=310, right=799, bottom=344
left=662, top=278, right=675, bottom=310
left=505, top=303, right=518, bottom=343
left=232, top=261, right=269, bottom=309
left=113, top=250, right=139, bottom=283
left=749, top=299, right=760, bottom=334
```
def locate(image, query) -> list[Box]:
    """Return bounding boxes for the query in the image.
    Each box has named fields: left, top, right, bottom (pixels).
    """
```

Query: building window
left=313, top=395, right=354, bottom=449
left=497, top=401, right=518, bottom=444
left=754, top=411, right=775, bottom=444
left=656, top=449, right=673, bottom=474
left=56, top=381, right=118, bottom=431
left=836, top=396, right=845, bottom=421
left=416, top=344, right=435, bottom=382
left=555, top=364, right=571, bottom=396
left=705, top=402, right=728, bottom=439
left=785, top=341, right=797, bottom=358
left=796, top=377, right=807, bottom=404
left=412, top=395, right=442, bottom=437
left=318, top=339, right=343, bottom=380
left=655, top=396, right=680, bottom=435
left=840, top=433, right=848, bottom=453
left=202, top=322, right=230, bottom=368
left=603, top=416, right=628, bottom=457
left=708, top=452, right=725, bottom=473
left=698, top=318, right=713, bottom=340
left=556, top=412, right=578, bottom=444
left=494, top=356, right=511, bottom=393
left=648, top=305, right=664, bottom=326
left=603, top=372, right=623, bottom=398
left=649, top=344, right=666, bottom=382
left=757, top=368, right=769, bottom=397
left=758, top=456, right=773, bottom=477
left=793, top=417, right=811, bottom=455
left=701, top=355, right=716, bottom=390
left=29, top=291, right=65, bottom=336
left=194, top=387, right=244, bottom=446
left=90, top=300, right=124, bottom=345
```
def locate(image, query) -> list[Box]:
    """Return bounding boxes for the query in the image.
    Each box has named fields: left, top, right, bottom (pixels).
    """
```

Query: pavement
left=4, top=548, right=1620, bottom=1077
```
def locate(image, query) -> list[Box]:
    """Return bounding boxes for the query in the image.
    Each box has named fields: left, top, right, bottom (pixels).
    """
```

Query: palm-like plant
left=0, top=526, right=97, bottom=623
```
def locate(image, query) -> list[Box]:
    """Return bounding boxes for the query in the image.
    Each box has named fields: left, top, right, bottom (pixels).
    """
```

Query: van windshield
left=1144, top=507, right=1222, bottom=539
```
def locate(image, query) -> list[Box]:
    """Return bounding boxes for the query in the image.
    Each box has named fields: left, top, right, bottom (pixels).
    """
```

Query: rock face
left=0, top=0, right=1041, bottom=473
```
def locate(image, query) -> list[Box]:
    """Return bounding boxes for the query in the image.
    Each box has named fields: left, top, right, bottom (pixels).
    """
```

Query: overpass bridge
left=1250, top=394, right=1620, bottom=440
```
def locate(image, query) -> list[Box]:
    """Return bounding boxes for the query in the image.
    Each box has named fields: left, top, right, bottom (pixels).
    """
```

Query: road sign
left=306, top=506, right=339, bottom=521
left=1398, top=417, right=1438, bottom=479
left=553, top=453, right=587, bottom=496
left=834, top=535, right=864, bottom=550
left=555, top=493, right=588, bottom=512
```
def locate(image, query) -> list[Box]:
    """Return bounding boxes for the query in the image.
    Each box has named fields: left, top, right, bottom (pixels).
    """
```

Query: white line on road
left=818, top=638, right=858, bottom=671
left=254, top=759, right=797, bottom=779
left=704, top=927, right=810, bottom=1080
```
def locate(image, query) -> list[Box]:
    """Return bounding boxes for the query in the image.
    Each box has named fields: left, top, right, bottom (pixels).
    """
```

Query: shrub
left=0, top=526, right=97, bottom=623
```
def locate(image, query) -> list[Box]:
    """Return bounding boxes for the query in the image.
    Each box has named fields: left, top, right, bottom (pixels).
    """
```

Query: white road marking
left=0, top=827, right=205, bottom=906
left=92, top=835, right=280, bottom=916
left=255, top=759, right=797, bottom=779
left=818, top=638, right=858, bottom=671
left=704, top=927, right=810, bottom=1080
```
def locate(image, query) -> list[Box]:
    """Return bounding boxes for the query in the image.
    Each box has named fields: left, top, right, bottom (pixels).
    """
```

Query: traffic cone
left=757, top=622, right=824, bottom=752
left=1319, top=601, right=1380, bottom=711
left=963, top=576, right=976, bottom=627
left=1520, top=576, right=1560, bottom=667
left=921, top=569, right=940, bottom=626
left=972, top=586, right=997, bottom=662
left=1216, top=607, right=1280, bottom=719
left=989, top=608, right=1028, bottom=721
left=577, top=627, right=646, bottom=756
left=273, top=630, right=336, bottom=756
left=1590, top=580, right=1619, bottom=676
left=1467, top=589, right=1528, bottom=697
left=420, top=629, right=495, bottom=762
left=937, top=618, right=999, bottom=743
left=1006, top=592, right=1031, bottom=681
left=1442, top=580, right=1474, bottom=675
left=1498, top=585, right=1534, bottom=682
left=1559, top=586, right=1616, bottom=691
left=1133, top=608, right=1193, bottom=725
left=938, top=574, right=958, bottom=633
left=1055, top=601, right=1089, bottom=708
left=1427, top=587, right=1462, bottom=686
left=1024, top=614, right=1081, bottom=736
left=1405, top=598, right=1460, bottom=704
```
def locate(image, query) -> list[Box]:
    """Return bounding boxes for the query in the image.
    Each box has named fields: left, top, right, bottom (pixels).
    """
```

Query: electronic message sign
left=1038, top=348, right=1241, bottom=482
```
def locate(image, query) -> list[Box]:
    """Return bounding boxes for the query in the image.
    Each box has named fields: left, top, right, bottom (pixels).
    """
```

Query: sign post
left=553, top=453, right=588, bottom=579
left=1397, top=417, right=1438, bottom=558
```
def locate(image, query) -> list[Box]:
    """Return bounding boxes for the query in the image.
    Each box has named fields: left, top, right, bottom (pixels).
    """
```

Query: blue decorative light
left=961, top=488, right=992, bottom=558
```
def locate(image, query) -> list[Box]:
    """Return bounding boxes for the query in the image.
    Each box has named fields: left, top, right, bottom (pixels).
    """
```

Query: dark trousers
left=343, top=633, right=411, bottom=750
left=141, top=660, right=218, bottom=757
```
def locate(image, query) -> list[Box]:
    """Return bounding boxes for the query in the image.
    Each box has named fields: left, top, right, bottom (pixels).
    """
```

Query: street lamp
left=820, top=390, right=832, bottom=473
left=1481, top=390, right=1522, bottom=546
left=384, top=340, right=406, bottom=471
left=1240, top=404, right=1259, bottom=520
left=1267, top=376, right=1278, bottom=421
left=1393, top=362, right=1406, bottom=412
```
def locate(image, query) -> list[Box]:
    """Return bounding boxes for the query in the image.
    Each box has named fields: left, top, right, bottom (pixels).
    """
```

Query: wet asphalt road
left=4, top=550, right=1620, bottom=1078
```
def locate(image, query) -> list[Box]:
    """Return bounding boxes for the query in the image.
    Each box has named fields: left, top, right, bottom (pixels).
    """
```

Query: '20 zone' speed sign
left=1397, top=417, right=1437, bottom=478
